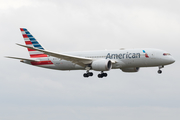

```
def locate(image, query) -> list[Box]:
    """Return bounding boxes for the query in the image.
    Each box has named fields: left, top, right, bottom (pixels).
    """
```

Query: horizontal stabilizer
left=5, top=56, right=39, bottom=62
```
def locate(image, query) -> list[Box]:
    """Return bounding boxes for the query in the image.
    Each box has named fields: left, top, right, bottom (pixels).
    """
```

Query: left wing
left=16, top=43, right=93, bottom=67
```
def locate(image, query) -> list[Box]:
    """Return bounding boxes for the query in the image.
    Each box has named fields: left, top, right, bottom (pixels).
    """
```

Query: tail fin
left=20, top=28, right=48, bottom=58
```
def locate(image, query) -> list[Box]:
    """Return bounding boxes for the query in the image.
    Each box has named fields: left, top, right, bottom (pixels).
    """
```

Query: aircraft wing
left=16, top=43, right=93, bottom=67
left=5, top=56, right=40, bottom=62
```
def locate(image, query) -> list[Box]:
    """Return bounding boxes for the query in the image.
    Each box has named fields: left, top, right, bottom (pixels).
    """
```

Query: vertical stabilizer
left=20, top=28, right=48, bottom=58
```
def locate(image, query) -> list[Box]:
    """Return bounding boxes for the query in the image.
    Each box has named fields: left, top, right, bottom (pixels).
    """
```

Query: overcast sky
left=0, top=0, right=180, bottom=120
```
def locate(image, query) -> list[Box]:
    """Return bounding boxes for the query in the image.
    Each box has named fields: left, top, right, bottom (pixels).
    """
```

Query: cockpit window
left=163, top=53, right=171, bottom=56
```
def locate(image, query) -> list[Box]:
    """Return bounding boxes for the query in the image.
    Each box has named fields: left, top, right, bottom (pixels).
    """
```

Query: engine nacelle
left=121, top=67, right=140, bottom=72
left=91, top=59, right=112, bottom=71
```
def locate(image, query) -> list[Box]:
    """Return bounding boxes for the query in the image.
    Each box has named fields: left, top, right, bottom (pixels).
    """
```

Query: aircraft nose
left=169, top=57, right=175, bottom=64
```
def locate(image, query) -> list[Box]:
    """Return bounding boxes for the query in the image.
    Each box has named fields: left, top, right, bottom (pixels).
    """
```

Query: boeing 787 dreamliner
left=6, top=28, right=175, bottom=78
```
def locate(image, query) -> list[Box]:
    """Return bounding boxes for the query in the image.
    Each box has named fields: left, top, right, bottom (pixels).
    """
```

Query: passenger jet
left=6, top=28, right=175, bottom=78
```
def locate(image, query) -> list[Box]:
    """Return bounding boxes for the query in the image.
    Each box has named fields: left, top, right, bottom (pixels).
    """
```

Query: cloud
left=0, top=0, right=180, bottom=120
left=0, top=105, right=180, bottom=120
left=0, top=0, right=33, bottom=10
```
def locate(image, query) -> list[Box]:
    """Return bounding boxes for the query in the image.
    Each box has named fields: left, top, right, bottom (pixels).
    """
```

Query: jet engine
left=121, top=67, right=140, bottom=72
left=91, top=59, right=112, bottom=71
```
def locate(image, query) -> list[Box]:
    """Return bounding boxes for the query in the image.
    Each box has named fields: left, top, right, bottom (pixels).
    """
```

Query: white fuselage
left=22, top=48, right=175, bottom=71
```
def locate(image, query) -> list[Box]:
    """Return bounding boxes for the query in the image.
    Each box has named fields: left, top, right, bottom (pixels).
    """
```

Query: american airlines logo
left=106, top=53, right=141, bottom=59
left=143, top=50, right=149, bottom=58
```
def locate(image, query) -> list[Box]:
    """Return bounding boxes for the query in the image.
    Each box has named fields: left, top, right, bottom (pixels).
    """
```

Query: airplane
left=6, top=28, right=175, bottom=78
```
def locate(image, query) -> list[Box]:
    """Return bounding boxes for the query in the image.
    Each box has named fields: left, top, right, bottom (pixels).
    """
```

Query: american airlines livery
left=6, top=28, right=175, bottom=78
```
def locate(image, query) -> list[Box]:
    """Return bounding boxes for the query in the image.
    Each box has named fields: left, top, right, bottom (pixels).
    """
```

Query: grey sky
left=0, top=0, right=180, bottom=120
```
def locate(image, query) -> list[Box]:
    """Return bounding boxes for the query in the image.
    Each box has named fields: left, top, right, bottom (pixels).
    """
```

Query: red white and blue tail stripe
left=20, top=28, right=48, bottom=58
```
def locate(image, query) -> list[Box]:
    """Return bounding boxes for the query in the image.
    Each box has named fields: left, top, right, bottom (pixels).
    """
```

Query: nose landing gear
left=158, top=70, right=162, bottom=74
left=157, top=66, right=164, bottom=74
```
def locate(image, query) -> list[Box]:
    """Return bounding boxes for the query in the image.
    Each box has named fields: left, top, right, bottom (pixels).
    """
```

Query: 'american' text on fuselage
left=106, top=53, right=140, bottom=59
